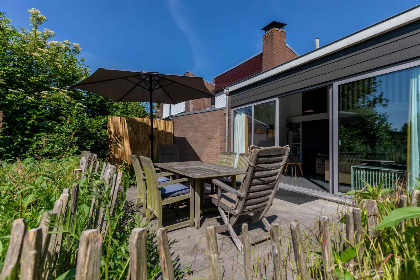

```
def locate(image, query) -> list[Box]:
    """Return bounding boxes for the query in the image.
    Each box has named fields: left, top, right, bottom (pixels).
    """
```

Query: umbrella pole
left=149, top=75, right=154, bottom=161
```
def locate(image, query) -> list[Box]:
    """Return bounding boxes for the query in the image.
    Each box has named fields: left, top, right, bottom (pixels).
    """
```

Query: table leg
left=231, top=175, right=237, bottom=189
left=189, top=179, right=195, bottom=227
left=194, top=179, right=203, bottom=229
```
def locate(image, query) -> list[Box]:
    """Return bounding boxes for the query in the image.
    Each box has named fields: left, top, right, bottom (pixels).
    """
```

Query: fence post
left=412, top=190, right=420, bottom=226
left=345, top=213, right=355, bottom=271
left=206, top=226, right=222, bottom=280
left=242, top=224, right=253, bottom=280
left=20, top=228, right=43, bottom=280
left=42, top=199, right=63, bottom=279
left=157, top=228, right=175, bottom=280
left=345, top=213, right=354, bottom=247
left=0, top=219, right=26, bottom=280
left=129, top=228, right=147, bottom=280
left=75, top=229, right=102, bottom=280
left=412, top=190, right=419, bottom=206
left=290, top=222, right=310, bottom=280
left=319, top=216, right=334, bottom=280
left=352, top=208, right=363, bottom=259
left=399, top=195, right=408, bottom=231
left=55, top=193, right=70, bottom=260
left=270, top=223, right=285, bottom=280
left=365, top=200, right=380, bottom=238
left=80, top=157, right=89, bottom=173
left=69, top=183, right=79, bottom=230
left=39, top=211, right=54, bottom=256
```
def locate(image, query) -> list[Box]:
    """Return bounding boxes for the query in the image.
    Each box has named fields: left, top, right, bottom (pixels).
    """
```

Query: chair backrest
left=236, top=153, right=250, bottom=181
left=235, top=146, right=290, bottom=219
left=139, top=156, right=162, bottom=212
left=158, top=144, right=180, bottom=163
left=129, top=155, right=146, bottom=207
left=218, top=152, right=236, bottom=167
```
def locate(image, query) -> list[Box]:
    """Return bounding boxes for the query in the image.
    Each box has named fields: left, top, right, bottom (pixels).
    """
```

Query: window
left=338, top=66, right=420, bottom=192
left=161, top=102, right=185, bottom=118
left=215, top=92, right=226, bottom=108
left=232, top=99, right=278, bottom=153
left=253, top=101, right=276, bottom=147
left=233, top=106, right=252, bottom=153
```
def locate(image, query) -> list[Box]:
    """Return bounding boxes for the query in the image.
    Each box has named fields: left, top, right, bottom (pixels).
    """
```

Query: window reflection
left=253, top=101, right=276, bottom=147
left=338, top=66, right=420, bottom=192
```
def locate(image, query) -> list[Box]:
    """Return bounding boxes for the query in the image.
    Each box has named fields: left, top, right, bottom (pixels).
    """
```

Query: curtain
left=234, top=111, right=246, bottom=154
left=408, top=67, right=420, bottom=190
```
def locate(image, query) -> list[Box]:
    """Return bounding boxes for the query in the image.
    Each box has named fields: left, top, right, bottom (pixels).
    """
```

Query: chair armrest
left=158, top=178, right=189, bottom=188
left=157, top=172, right=174, bottom=178
left=212, top=179, right=244, bottom=197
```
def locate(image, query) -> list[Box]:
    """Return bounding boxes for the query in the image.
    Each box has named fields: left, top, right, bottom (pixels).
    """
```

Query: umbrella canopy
left=72, top=68, right=212, bottom=103
left=72, top=68, right=213, bottom=159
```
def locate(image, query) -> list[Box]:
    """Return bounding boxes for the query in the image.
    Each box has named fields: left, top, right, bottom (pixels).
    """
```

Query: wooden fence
left=2, top=151, right=419, bottom=280
left=0, top=152, right=122, bottom=280
left=107, top=116, right=174, bottom=165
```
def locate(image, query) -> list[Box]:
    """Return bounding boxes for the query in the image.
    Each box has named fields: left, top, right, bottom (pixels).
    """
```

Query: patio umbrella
left=72, top=68, right=213, bottom=158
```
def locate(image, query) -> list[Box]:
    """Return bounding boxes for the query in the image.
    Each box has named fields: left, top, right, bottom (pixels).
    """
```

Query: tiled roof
left=184, top=71, right=214, bottom=92
left=214, top=53, right=263, bottom=92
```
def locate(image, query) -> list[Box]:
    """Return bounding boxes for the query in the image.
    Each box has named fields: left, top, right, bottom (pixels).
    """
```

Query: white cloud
left=166, top=0, right=207, bottom=72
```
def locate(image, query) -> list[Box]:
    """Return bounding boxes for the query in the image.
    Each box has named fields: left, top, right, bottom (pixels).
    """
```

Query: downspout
left=225, top=88, right=229, bottom=152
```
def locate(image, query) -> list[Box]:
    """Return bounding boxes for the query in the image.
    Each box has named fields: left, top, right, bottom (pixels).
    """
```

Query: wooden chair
left=210, top=145, right=290, bottom=251
left=158, top=144, right=180, bottom=163
left=284, top=155, right=303, bottom=178
left=219, top=153, right=250, bottom=187
left=218, top=152, right=236, bottom=167
left=130, top=155, right=173, bottom=217
left=210, top=152, right=237, bottom=194
left=139, top=156, right=194, bottom=230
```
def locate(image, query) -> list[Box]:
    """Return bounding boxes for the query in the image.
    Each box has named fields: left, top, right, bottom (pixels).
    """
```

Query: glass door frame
left=231, top=97, right=279, bottom=152
left=331, top=59, right=420, bottom=194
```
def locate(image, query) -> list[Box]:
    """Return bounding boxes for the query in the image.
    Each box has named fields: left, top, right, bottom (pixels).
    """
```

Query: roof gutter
left=227, top=5, right=420, bottom=93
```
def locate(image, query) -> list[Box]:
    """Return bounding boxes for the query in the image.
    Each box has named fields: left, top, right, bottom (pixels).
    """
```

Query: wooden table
left=155, top=161, right=246, bottom=228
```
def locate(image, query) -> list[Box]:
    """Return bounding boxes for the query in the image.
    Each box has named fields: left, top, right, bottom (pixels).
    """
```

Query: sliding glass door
left=333, top=62, right=420, bottom=193
left=233, top=106, right=252, bottom=154
left=232, top=99, right=278, bottom=153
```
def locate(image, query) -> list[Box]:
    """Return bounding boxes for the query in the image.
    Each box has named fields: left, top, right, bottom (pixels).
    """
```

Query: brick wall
left=185, top=98, right=212, bottom=113
left=173, top=109, right=226, bottom=164
left=262, top=28, right=297, bottom=71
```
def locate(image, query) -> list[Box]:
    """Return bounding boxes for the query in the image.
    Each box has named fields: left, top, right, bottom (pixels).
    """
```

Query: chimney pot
left=315, top=38, right=320, bottom=49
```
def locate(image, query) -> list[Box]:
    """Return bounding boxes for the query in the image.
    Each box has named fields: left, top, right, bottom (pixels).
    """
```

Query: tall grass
left=0, top=157, right=185, bottom=279
left=0, top=157, right=78, bottom=235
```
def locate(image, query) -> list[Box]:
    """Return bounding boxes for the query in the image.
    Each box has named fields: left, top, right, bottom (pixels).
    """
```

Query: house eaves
left=227, top=5, right=420, bottom=93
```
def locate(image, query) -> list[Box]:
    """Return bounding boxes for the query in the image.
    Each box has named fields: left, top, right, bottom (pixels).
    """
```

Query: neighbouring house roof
left=213, top=52, right=263, bottom=92
left=228, top=5, right=420, bottom=93
left=213, top=45, right=298, bottom=93
left=184, top=71, right=214, bottom=92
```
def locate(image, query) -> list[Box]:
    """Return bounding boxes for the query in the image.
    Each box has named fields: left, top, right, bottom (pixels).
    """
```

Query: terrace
left=126, top=180, right=348, bottom=278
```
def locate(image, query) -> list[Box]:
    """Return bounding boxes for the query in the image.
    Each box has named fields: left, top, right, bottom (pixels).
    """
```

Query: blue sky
left=2, top=0, right=418, bottom=82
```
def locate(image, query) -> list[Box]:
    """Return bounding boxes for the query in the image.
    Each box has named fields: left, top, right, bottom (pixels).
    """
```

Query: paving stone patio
left=126, top=185, right=349, bottom=279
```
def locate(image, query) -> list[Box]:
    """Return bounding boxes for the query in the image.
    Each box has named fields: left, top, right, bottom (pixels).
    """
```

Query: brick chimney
left=262, top=21, right=297, bottom=72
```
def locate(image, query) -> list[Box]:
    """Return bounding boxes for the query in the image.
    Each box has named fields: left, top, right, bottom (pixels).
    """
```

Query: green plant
left=0, top=9, right=149, bottom=160
left=0, top=157, right=187, bottom=279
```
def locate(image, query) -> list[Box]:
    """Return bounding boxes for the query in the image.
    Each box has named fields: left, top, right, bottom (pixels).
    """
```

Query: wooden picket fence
left=2, top=150, right=419, bottom=280
left=0, top=151, right=122, bottom=280
left=107, top=116, right=174, bottom=165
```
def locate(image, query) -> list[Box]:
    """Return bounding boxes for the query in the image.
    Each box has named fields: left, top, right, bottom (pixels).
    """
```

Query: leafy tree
left=0, top=9, right=148, bottom=159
